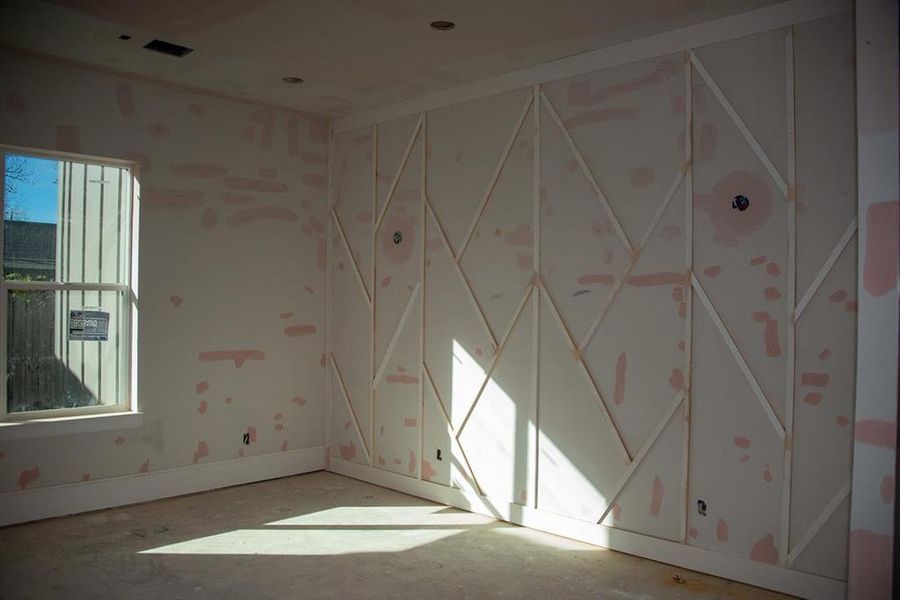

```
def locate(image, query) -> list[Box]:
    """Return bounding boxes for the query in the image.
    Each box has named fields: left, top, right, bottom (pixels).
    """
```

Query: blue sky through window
left=5, top=154, right=59, bottom=224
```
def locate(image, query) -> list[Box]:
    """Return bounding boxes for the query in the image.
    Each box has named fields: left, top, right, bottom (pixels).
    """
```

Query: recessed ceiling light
left=118, top=34, right=131, bottom=41
left=430, top=20, right=456, bottom=31
left=282, top=76, right=304, bottom=84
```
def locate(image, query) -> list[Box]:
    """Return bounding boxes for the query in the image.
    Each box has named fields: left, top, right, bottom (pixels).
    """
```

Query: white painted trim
left=333, top=0, right=851, bottom=133
left=328, top=457, right=845, bottom=600
left=0, top=446, right=325, bottom=527
left=0, top=410, right=143, bottom=441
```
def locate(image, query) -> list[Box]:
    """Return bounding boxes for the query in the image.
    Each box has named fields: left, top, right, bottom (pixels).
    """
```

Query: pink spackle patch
left=829, top=289, right=848, bottom=302
left=564, top=107, right=639, bottom=129
left=738, top=454, right=750, bottom=463
left=201, top=207, right=218, bottom=229
left=818, top=347, right=831, bottom=361
left=339, top=442, right=357, bottom=460
left=116, top=82, right=135, bottom=117
left=274, top=413, right=283, bottom=421
left=114, top=435, right=125, bottom=446
left=404, top=417, right=417, bottom=427
left=192, top=441, right=209, bottom=464
left=280, top=440, right=288, bottom=452
left=855, top=419, right=896, bottom=449
left=649, top=476, right=664, bottom=517
left=6, top=90, right=25, bottom=114
left=381, top=275, right=392, bottom=288
left=422, top=460, right=438, bottom=481
left=668, top=368, right=684, bottom=392
left=612, top=502, right=622, bottom=521
left=613, top=352, right=627, bottom=405
left=515, top=253, right=532, bottom=271
left=377, top=454, right=386, bottom=466
left=302, top=173, right=326, bottom=189
left=703, top=265, right=721, bottom=278
left=169, top=295, right=183, bottom=307
left=848, top=528, right=894, bottom=597
left=274, top=423, right=284, bottom=432
left=627, top=272, right=687, bottom=287
left=198, top=400, right=208, bottom=415
left=694, top=171, right=773, bottom=246
left=750, top=255, right=767, bottom=266
left=259, top=168, right=278, bottom=179
left=688, top=526, right=698, bottom=539
left=800, top=372, right=829, bottom=387
left=17, top=467, right=39, bottom=490
left=304, top=286, right=315, bottom=294
left=845, top=300, right=858, bottom=313
left=344, top=420, right=351, bottom=430
left=734, top=436, right=751, bottom=449
left=381, top=213, right=417, bottom=264
left=284, top=324, right=317, bottom=337
left=629, top=166, right=655, bottom=188
left=836, top=416, right=849, bottom=427
left=195, top=380, right=209, bottom=394
left=766, top=263, right=782, bottom=276
left=392, top=458, right=402, bottom=465
left=224, top=177, right=288, bottom=193
left=863, top=200, right=899, bottom=297
left=764, top=287, right=782, bottom=300
left=82, top=473, right=91, bottom=481
left=577, top=273, right=615, bottom=286
left=225, top=397, right=233, bottom=404
left=227, top=206, right=298, bottom=226
left=407, top=450, right=416, bottom=475
left=504, top=224, right=533, bottom=247
left=292, top=396, right=306, bottom=406
left=198, top=350, right=265, bottom=368
left=171, top=162, right=227, bottom=179
left=138, top=459, right=150, bottom=474
left=280, top=312, right=294, bottom=319
left=248, top=426, right=257, bottom=443
left=147, top=123, right=168, bottom=138
left=763, top=319, right=781, bottom=357
left=804, top=392, right=823, bottom=406
left=656, top=224, right=682, bottom=242
left=677, top=340, right=685, bottom=351
left=55, top=125, right=81, bottom=152
left=881, top=475, right=895, bottom=504
left=672, top=287, right=684, bottom=302
left=763, top=466, right=772, bottom=483
left=716, top=518, right=729, bottom=542
left=386, top=374, right=418, bottom=385
left=749, top=534, right=779, bottom=565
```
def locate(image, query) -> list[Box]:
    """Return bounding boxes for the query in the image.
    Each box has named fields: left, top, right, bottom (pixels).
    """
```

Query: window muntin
left=1, top=149, right=134, bottom=419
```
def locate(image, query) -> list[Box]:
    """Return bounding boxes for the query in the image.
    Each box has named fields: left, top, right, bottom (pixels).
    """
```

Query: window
left=1, top=147, right=136, bottom=421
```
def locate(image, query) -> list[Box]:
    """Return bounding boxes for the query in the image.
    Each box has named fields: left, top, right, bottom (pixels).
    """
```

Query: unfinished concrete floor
left=0, top=472, right=788, bottom=599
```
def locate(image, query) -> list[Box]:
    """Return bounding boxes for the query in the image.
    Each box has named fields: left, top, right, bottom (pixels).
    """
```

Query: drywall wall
left=0, top=49, right=328, bottom=500
left=327, top=9, right=860, bottom=597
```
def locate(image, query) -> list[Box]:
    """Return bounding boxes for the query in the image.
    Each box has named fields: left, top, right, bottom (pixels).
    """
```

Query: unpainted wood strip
left=456, top=95, right=534, bottom=261
left=794, top=218, right=857, bottom=321
left=692, top=274, right=785, bottom=440
left=374, top=114, right=423, bottom=232
left=539, top=90, right=633, bottom=254
left=330, top=352, right=371, bottom=460
left=680, top=51, right=694, bottom=544
left=331, top=209, right=372, bottom=307
left=596, top=391, right=685, bottom=523
left=690, top=52, right=788, bottom=197
left=372, top=282, right=421, bottom=387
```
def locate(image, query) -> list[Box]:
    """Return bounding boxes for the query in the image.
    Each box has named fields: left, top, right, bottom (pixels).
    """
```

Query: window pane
left=4, top=154, right=130, bottom=285
left=6, top=289, right=127, bottom=413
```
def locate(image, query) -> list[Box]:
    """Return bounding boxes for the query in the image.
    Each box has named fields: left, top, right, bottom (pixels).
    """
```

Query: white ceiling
left=0, top=0, right=785, bottom=117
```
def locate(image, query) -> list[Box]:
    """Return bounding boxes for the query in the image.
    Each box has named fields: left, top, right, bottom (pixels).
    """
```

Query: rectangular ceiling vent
left=142, top=39, right=193, bottom=58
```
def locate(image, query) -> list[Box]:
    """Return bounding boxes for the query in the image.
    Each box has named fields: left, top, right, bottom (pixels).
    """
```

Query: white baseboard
left=0, top=446, right=325, bottom=527
left=328, top=457, right=845, bottom=600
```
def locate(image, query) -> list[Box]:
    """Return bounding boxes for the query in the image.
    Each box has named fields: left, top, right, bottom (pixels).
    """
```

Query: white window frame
left=0, top=144, right=139, bottom=423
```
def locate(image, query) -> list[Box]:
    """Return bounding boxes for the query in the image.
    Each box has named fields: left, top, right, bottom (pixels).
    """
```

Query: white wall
left=326, top=4, right=870, bottom=598
left=0, top=49, right=328, bottom=502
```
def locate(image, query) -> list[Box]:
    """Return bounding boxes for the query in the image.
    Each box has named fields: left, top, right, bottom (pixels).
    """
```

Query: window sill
left=0, top=411, right=143, bottom=441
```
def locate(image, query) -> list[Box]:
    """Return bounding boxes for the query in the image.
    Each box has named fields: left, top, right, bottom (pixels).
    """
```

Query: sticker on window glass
left=69, top=310, right=110, bottom=341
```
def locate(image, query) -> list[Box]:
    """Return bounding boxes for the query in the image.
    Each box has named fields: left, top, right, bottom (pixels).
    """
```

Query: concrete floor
left=0, top=472, right=788, bottom=599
